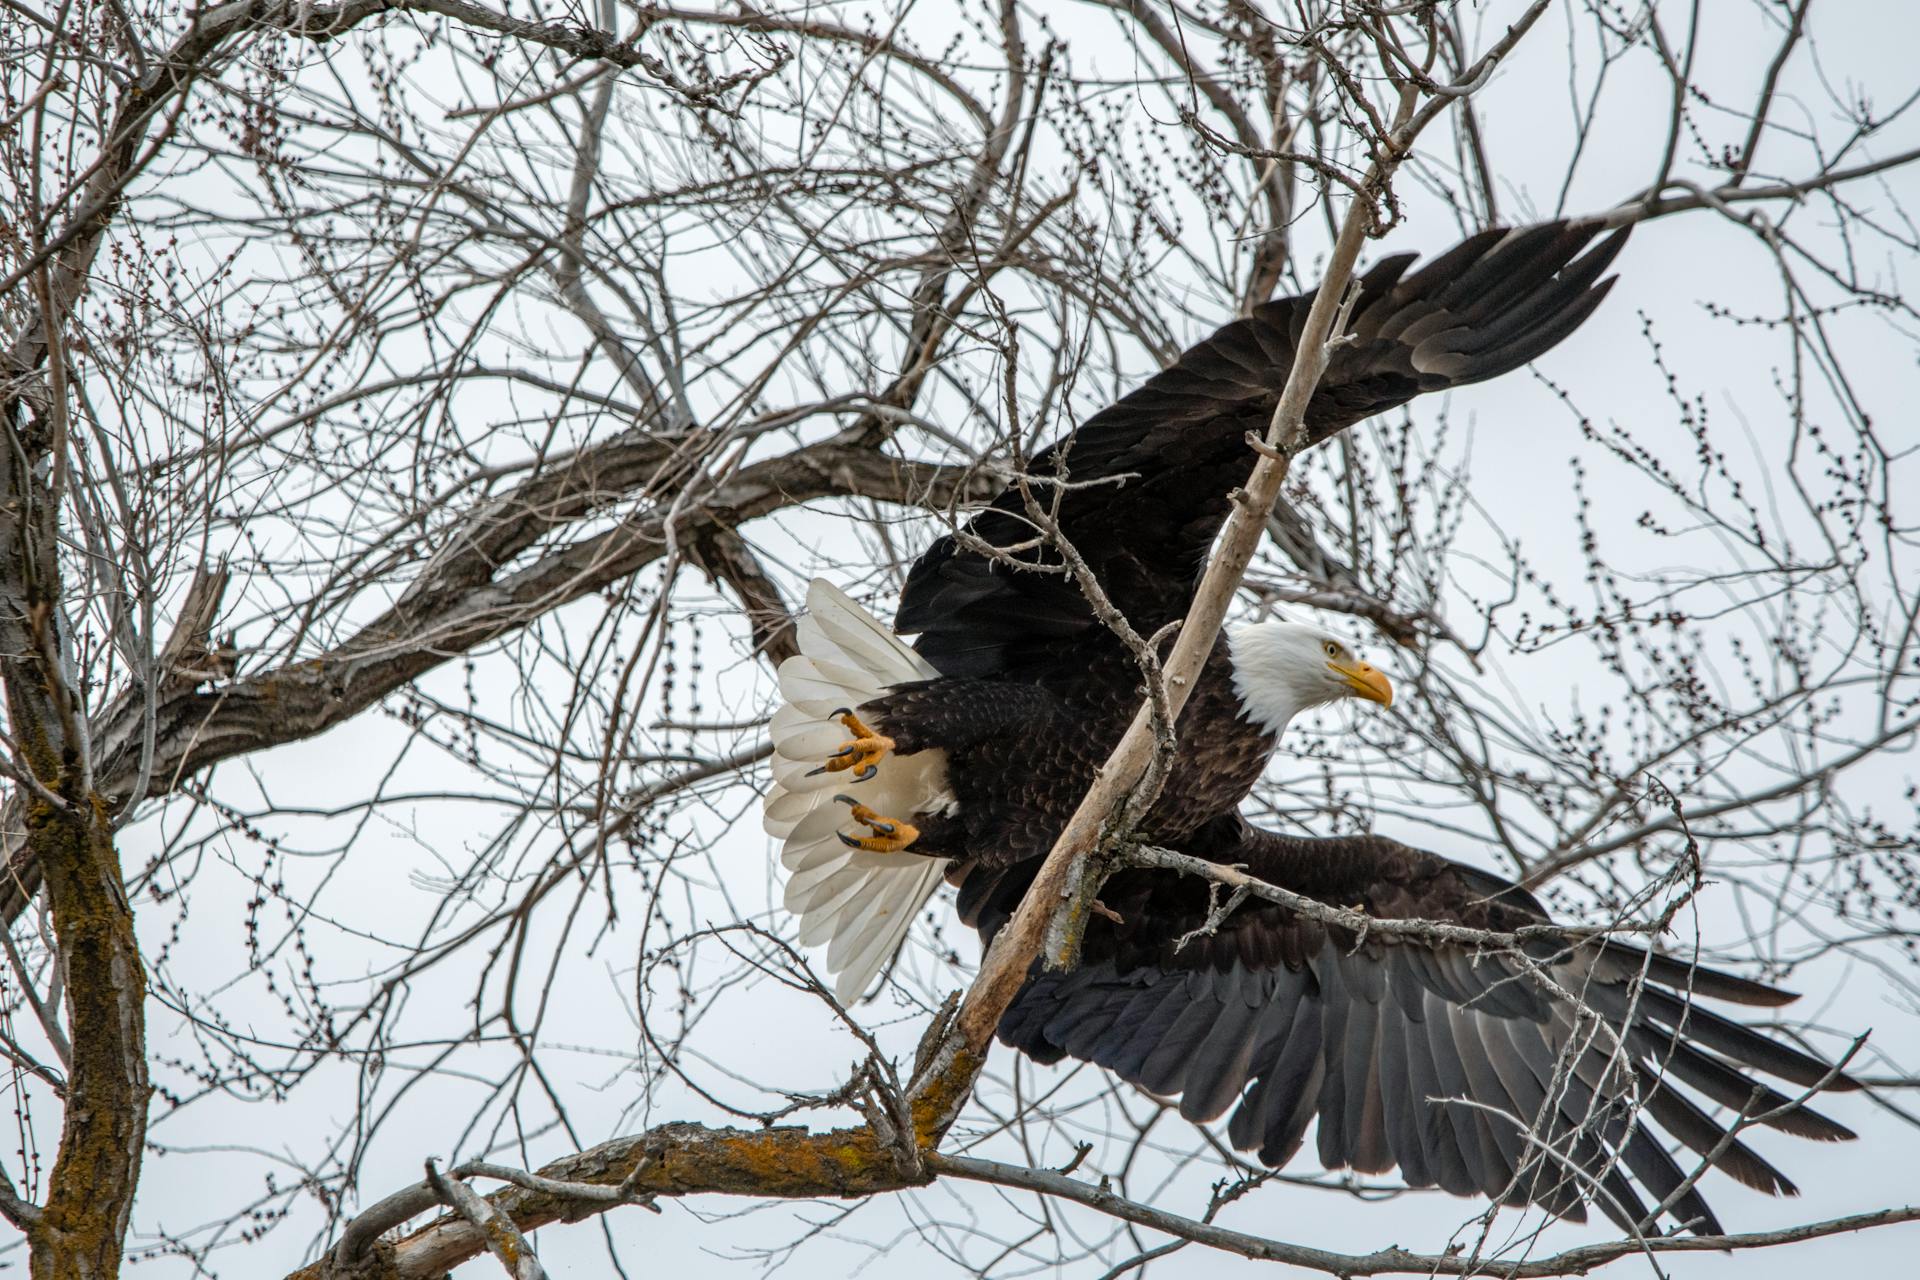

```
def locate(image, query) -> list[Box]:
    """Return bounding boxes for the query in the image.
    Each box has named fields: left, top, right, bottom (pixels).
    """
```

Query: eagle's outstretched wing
left=898, top=221, right=1627, bottom=677
left=959, top=814, right=1858, bottom=1235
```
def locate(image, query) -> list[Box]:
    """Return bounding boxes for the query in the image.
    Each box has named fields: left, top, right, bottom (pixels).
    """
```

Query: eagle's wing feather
left=970, top=814, right=1858, bottom=1234
left=898, top=221, right=1628, bottom=677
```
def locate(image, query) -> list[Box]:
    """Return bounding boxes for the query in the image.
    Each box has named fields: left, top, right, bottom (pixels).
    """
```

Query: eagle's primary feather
left=966, top=817, right=1857, bottom=1237
left=896, top=220, right=1627, bottom=678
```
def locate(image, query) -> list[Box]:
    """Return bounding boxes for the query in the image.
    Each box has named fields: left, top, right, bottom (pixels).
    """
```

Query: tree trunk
left=0, top=401, right=149, bottom=1279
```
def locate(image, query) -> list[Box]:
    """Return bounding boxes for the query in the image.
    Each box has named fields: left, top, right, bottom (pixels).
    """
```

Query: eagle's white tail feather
left=764, top=580, right=952, bottom=1003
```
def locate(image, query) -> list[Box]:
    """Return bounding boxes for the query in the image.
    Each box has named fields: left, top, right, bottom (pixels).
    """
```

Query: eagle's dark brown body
left=867, top=637, right=1272, bottom=868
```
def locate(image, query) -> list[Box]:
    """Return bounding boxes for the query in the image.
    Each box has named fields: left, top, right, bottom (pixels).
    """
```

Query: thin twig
left=424, top=1158, right=550, bottom=1280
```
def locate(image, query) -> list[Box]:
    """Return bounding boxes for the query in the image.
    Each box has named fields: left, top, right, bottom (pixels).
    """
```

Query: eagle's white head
left=1225, top=616, right=1393, bottom=737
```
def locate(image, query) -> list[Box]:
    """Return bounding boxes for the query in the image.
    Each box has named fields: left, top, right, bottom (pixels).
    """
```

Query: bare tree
left=0, top=1, right=1915, bottom=1277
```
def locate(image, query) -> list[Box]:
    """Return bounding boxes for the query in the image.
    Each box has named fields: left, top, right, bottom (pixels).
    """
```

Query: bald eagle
left=763, top=220, right=1858, bottom=1234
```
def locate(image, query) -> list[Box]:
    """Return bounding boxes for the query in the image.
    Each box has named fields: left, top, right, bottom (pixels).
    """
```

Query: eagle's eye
left=1324, top=641, right=1340, bottom=659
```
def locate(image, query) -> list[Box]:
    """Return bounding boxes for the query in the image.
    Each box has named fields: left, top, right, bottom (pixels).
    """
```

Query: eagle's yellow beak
left=1330, top=660, right=1393, bottom=707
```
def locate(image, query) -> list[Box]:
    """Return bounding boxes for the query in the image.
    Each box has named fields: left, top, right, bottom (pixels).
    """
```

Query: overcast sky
left=79, top=2, right=1920, bottom=1276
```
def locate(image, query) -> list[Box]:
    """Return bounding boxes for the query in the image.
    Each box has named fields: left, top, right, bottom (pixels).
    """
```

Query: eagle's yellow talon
left=807, top=709, right=895, bottom=781
left=835, top=794, right=919, bottom=854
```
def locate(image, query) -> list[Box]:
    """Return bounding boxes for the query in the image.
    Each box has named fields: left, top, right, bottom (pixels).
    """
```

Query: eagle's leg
left=807, top=708, right=895, bottom=783
left=835, top=794, right=920, bottom=854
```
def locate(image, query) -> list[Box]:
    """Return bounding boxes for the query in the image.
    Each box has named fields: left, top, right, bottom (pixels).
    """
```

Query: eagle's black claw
left=829, top=706, right=852, bottom=719
left=852, top=764, right=878, bottom=783
left=837, top=831, right=862, bottom=849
